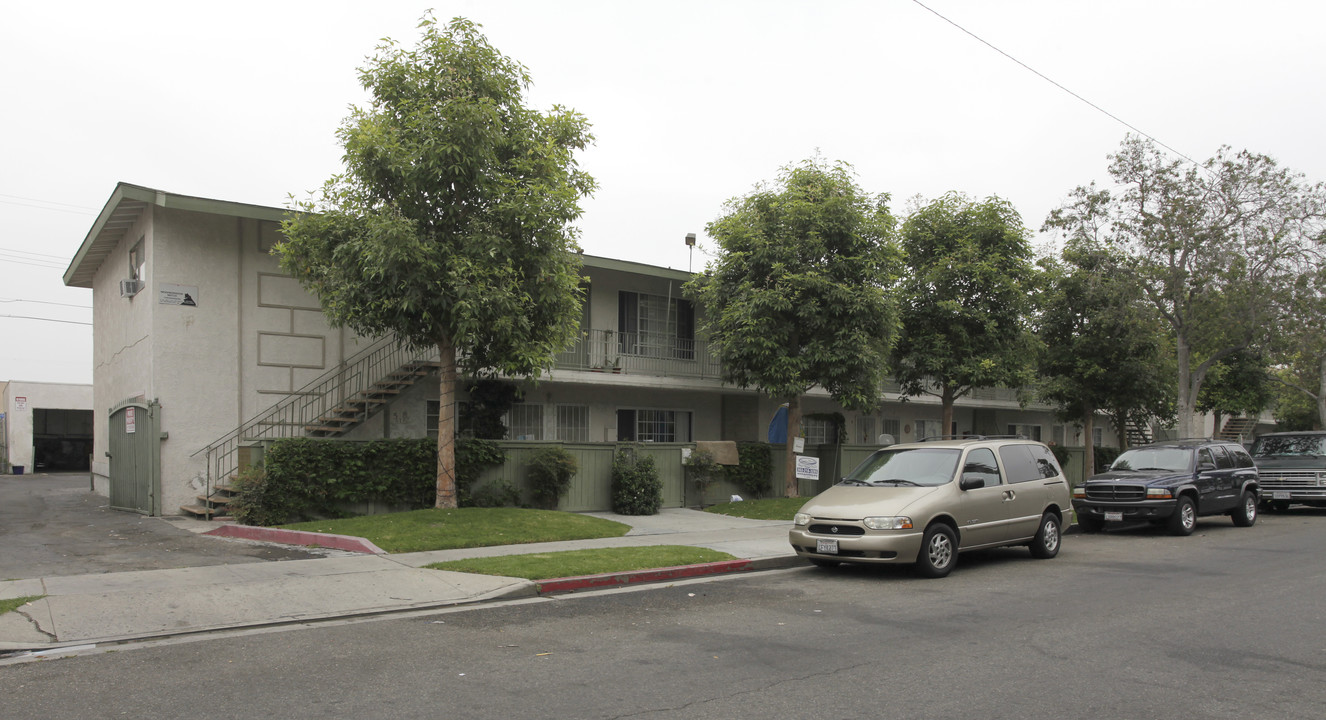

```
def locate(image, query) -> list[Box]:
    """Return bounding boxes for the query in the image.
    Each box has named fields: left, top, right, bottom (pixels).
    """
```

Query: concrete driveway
left=0, top=473, right=322, bottom=580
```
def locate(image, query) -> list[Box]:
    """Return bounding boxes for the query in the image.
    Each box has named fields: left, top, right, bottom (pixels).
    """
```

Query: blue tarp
left=767, top=404, right=789, bottom=443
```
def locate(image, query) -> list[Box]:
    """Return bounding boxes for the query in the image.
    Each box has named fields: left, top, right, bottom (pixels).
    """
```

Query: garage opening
left=34, top=408, right=94, bottom=471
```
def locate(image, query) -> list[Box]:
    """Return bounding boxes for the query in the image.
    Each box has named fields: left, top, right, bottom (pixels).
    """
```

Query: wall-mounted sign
left=126, top=407, right=137, bottom=434
left=159, top=283, right=198, bottom=306
left=793, top=436, right=805, bottom=453
left=795, top=454, right=820, bottom=480
left=14, top=397, right=26, bottom=411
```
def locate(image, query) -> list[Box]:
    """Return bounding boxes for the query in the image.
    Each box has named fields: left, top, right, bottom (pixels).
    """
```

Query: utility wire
left=0, top=314, right=93, bottom=326
left=910, top=0, right=1201, bottom=167
left=0, top=245, right=69, bottom=260
left=0, top=298, right=92, bottom=309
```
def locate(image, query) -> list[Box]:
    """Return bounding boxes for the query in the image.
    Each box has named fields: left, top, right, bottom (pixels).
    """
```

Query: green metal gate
left=108, top=399, right=161, bottom=515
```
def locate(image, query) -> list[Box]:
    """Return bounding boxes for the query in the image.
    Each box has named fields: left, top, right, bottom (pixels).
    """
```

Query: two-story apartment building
left=64, top=183, right=1103, bottom=516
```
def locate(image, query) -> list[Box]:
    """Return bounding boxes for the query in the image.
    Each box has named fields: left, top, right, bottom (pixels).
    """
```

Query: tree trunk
left=1212, top=409, right=1224, bottom=439
left=1082, top=402, right=1095, bottom=480
left=435, top=335, right=458, bottom=509
left=1318, top=357, right=1326, bottom=431
left=784, top=394, right=801, bottom=498
left=1175, top=335, right=1197, bottom=438
left=941, top=384, right=956, bottom=439
left=1112, top=414, right=1129, bottom=452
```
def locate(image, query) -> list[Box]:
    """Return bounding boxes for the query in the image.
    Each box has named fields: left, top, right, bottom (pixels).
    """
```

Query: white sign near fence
left=795, top=454, right=820, bottom=480
left=126, top=407, right=136, bottom=434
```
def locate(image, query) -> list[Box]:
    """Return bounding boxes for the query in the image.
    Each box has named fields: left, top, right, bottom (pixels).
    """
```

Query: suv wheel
left=915, top=523, right=957, bottom=578
left=1030, top=512, right=1061, bottom=559
left=1232, top=491, right=1258, bottom=527
left=1167, top=496, right=1197, bottom=536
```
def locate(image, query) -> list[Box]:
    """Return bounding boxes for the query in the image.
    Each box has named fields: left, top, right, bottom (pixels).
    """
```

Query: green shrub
left=683, top=449, right=723, bottom=506
left=527, top=446, right=578, bottom=510
left=728, top=442, right=773, bottom=499
left=611, top=446, right=661, bottom=515
left=226, top=465, right=290, bottom=527
left=469, top=479, right=522, bottom=508
left=241, top=437, right=506, bottom=525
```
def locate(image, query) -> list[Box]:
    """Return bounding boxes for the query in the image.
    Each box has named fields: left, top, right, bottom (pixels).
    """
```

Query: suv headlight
left=1147, top=488, right=1173, bottom=499
left=794, top=513, right=811, bottom=526
left=863, top=516, right=913, bottom=530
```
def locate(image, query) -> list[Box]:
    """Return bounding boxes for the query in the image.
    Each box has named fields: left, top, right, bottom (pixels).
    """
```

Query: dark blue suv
left=1071, top=439, right=1260, bottom=536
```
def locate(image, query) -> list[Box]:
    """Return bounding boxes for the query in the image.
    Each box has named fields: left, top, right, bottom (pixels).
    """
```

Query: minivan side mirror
left=960, top=475, right=986, bottom=491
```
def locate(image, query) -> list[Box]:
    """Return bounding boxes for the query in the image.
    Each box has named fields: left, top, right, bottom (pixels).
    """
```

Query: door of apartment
left=108, top=399, right=161, bottom=515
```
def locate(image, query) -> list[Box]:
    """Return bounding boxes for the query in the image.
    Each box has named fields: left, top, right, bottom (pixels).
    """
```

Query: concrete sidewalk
left=0, top=509, right=797, bottom=654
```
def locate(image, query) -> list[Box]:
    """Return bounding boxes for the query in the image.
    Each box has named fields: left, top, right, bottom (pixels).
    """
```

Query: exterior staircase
left=1124, top=419, right=1153, bottom=447
left=1215, top=416, right=1258, bottom=444
left=186, top=335, right=439, bottom=518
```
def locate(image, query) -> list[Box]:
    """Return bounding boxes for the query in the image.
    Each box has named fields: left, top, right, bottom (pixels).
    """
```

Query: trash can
left=12, top=466, right=23, bottom=475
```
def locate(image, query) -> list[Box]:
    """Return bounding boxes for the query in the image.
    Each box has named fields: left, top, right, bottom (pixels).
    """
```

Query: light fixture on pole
left=685, top=232, right=696, bottom=272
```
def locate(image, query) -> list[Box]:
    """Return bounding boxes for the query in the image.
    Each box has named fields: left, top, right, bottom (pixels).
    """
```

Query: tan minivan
left=789, top=437, right=1072, bottom=578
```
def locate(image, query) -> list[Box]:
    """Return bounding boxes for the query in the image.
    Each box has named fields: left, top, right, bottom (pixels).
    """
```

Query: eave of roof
left=62, top=183, right=695, bottom=288
left=63, top=182, right=289, bottom=288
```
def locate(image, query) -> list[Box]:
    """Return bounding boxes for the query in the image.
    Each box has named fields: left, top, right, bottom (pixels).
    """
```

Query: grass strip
left=425, top=545, right=735, bottom=580
left=0, top=596, right=44, bottom=616
left=278, top=507, right=630, bottom=554
left=703, top=497, right=804, bottom=520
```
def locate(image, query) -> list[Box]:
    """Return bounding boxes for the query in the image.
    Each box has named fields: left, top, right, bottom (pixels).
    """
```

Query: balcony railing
left=554, top=329, right=723, bottom=379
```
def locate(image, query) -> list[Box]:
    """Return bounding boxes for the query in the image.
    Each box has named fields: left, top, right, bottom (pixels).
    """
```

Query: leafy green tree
left=890, top=193, right=1037, bottom=435
left=1196, top=349, right=1274, bottom=433
left=1046, top=135, right=1326, bottom=437
left=1036, top=245, right=1174, bottom=473
left=1269, top=267, right=1326, bottom=429
left=685, top=159, right=902, bottom=497
left=277, top=16, right=595, bottom=508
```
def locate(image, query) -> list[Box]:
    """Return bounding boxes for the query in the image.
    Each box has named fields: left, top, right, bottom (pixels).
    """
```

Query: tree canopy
left=277, top=16, right=595, bottom=508
left=685, top=158, right=902, bottom=496
left=1046, top=135, right=1326, bottom=437
left=890, top=192, right=1037, bottom=435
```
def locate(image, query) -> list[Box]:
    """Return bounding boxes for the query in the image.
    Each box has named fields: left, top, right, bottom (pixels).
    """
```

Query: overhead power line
left=0, top=314, right=93, bottom=326
left=910, top=0, right=1200, bottom=166
left=0, top=298, right=93, bottom=310
left=0, top=245, right=69, bottom=261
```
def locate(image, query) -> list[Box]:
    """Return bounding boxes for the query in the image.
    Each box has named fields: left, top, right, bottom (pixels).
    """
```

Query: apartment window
left=617, top=409, right=691, bottom=443
left=427, top=400, right=440, bottom=439
left=915, top=419, right=943, bottom=441
left=1093, top=426, right=1104, bottom=447
left=129, top=237, right=145, bottom=280
left=858, top=416, right=876, bottom=444
left=506, top=403, right=544, bottom=440
left=881, top=418, right=901, bottom=444
left=618, top=291, right=695, bottom=359
left=803, top=417, right=833, bottom=445
left=1008, top=424, right=1042, bottom=441
left=556, top=405, right=590, bottom=443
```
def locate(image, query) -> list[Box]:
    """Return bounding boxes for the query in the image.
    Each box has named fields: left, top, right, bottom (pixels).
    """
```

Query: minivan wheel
left=1232, top=491, right=1257, bottom=527
left=915, top=524, right=957, bottom=578
left=1167, top=496, right=1197, bottom=536
left=1030, top=512, right=1061, bottom=559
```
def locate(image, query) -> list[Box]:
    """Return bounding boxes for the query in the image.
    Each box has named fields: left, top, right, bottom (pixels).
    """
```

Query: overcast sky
left=3, top=0, right=1324, bottom=386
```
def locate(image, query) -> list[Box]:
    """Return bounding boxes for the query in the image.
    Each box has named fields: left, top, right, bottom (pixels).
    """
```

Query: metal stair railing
left=194, top=334, right=438, bottom=497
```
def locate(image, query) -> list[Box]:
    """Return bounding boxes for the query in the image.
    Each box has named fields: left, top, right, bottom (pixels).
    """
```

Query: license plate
left=816, top=539, right=839, bottom=554
left=1104, top=511, right=1123, bottom=522
left=1273, top=492, right=1291, bottom=500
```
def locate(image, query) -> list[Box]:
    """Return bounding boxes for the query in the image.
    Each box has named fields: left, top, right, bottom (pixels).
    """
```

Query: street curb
left=535, top=555, right=803, bottom=595
left=202, top=525, right=387, bottom=554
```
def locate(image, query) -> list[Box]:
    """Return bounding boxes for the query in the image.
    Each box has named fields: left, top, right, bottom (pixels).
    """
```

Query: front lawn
left=703, top=497, right=805, bottom=521
left=278, top=507, right=630, bottom=554
left=425, top=546, right=734, bottom=580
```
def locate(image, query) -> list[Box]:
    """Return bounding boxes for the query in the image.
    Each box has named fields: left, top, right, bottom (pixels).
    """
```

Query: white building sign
left=14, top=396, right=26, bottom=411
left=126, top=407, right=136, bottom=434
left=159, top=283, right=199, bottom=306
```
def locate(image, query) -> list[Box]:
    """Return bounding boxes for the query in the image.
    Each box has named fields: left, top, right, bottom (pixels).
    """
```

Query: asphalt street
left=3, top=507, right=1323, bottom=719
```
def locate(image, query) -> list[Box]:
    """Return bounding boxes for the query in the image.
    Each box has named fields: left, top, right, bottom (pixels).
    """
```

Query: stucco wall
left=1, top=381, right=93, bottom=472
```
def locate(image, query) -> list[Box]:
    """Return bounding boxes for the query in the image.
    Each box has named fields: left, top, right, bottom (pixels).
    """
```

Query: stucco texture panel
left=258, top=333, right=326, bottom=369
left=258, top=273, right=320, bottom=310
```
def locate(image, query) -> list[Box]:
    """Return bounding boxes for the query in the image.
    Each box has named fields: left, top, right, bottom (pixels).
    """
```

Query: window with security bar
left=506, top=403, right=544, bottom=441
left=616, top=408, right=692, bottom=443
left=556, top=405, right=589, bottom=443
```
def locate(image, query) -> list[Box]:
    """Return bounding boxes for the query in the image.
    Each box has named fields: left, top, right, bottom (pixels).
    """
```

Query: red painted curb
left=203, top=525, right=386, bottom=555
left=535, top=559, right=755, bottom=595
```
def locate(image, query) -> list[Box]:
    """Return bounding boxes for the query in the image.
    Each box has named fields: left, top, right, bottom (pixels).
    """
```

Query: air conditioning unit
left=119, top=279, right=144, bottom=297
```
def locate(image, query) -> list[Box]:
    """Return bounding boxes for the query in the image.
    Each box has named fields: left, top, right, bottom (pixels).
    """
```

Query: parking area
left=0, top=473, right=323, bottom=580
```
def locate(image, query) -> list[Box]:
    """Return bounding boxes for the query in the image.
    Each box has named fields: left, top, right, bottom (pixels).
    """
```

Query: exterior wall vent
left=119, top=279, right=144, bottom=298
